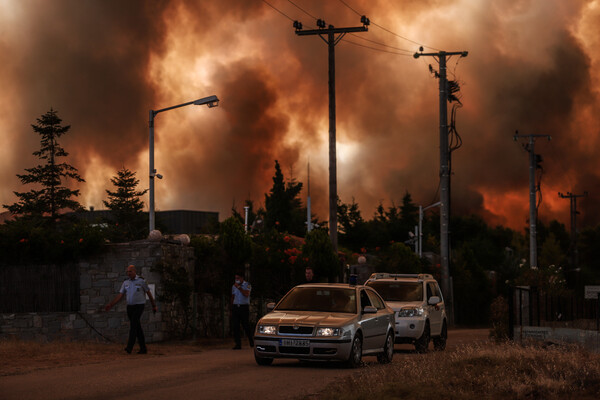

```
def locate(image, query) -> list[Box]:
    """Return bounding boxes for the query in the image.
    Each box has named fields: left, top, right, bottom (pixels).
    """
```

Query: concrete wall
left=0, top=240, right=194, bottom=343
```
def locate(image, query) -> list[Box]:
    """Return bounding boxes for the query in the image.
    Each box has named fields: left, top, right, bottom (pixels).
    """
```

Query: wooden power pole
left=413, top=49, right=468, bottom=313
left=294, top=16, right=369, bottom=252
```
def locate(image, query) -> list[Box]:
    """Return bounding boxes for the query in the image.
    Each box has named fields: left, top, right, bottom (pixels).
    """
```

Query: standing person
left=105, top=265, right=157, bottom=354
left=231, top=272, right=254, bottom=350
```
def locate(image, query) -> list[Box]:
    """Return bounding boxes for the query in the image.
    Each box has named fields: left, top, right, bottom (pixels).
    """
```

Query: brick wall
left=0, top=240, right=194, bottom=343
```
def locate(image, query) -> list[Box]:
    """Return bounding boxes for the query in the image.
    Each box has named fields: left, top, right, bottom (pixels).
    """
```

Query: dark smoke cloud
left=0, top=0, right=173, bottom=203
left=2, top=0, right=600, bottom=232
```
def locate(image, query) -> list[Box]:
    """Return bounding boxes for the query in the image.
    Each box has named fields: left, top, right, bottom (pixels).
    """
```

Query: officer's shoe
left=232, top=345, right=242, bottom=350
left=124, top=347, right=132, bottom=354
left=138, top=349, right=148, bottom=354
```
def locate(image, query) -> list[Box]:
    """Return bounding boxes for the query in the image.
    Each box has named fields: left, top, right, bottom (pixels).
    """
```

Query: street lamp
left=149, top=95, right=219, bottom=234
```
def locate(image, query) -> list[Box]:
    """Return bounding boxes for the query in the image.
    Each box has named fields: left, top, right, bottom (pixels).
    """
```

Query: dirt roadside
left=0, top=337, right=232, bottom=377
left=0, top=329, right=491, bottom=400
left=1, top=328, right=489, bottom=377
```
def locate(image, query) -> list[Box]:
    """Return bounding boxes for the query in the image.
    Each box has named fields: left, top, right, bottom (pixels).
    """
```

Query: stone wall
left=0, top=240, right=194, bottom=343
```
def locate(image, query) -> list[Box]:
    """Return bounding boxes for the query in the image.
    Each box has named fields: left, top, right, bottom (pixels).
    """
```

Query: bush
left=0, top=216, right=105, bottom=266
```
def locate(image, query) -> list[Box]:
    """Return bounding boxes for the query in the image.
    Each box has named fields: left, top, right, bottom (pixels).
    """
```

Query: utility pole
left=514, top=131, right=551, bottom=269
left=558, top=191, right=588, bottom=268
left=307, top=162, right=313, bottom=232
left=294, top=16, right=370, bottom=252
left=413, top=49, right=467, bottom=307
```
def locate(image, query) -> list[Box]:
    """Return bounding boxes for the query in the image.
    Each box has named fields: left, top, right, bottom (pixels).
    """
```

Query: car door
left=427, top=282, right=443, bottom=335
left=358, top=289, right=380, bottom=350
left=366, top=288, right=390, bottom=349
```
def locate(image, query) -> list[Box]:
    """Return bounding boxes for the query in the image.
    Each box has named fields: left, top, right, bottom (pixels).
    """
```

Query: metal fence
left=508, top=286, right=600, bottom=339
left=0, top=264, right=79, bottom=313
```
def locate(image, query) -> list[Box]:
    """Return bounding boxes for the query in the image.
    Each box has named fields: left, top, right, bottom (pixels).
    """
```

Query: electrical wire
left=287, top=0, right=318, bottom=21
left=77, top=311, right=117, bottom=343
left=262, top=0, right=295, bottom=22
left=341, top=38, right=412, bottom=56
left=337, top=0, right=441, bottom=51
left=347, top=33, right=413, bottom=54
left=263, top=0, right=429, bottom=57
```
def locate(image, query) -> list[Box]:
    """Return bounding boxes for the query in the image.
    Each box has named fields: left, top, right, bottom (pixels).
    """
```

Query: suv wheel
left=377, top=331, right=394, bottom=364
left=345, top=334, right=363, bottom=368
left=415, top=321, right=430, bottom=353
left=433, top=321, right=447, bottom=351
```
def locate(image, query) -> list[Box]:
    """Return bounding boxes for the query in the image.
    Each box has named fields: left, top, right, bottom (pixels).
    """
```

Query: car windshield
left=367, top=281, right=423, bottom=302
left=275, top=287, right=357, bottom=313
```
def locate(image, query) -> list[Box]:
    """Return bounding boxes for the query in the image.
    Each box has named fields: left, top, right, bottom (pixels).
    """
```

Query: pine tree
left=103, top=168, right=148, bottom=241
left=4, top=109, right=84, bottom=219
left=264, top=160, right=303, bottom=234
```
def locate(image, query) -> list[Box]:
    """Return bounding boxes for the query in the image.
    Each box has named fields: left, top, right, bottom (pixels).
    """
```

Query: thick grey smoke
left=1, top=0, right=599, bottom=231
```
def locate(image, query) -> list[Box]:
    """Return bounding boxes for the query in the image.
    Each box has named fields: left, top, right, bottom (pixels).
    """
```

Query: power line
left=263, top=1, right=417, bottom=57
left=338, top=0, right=361, bottom=16
left=347, top=33, right=413, bottom=54
left=287, top=0, right=318, bottom=21
left=342, top=38, right=412, bottom=56
left=262, top=0, right=295, bottom=21
left=337, top=0, right=441, bottom=51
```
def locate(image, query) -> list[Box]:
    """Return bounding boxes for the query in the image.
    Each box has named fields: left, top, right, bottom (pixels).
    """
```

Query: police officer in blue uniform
left=105, top=265, right=157, bottom=354
left=231, top=272, right=254, bottom=350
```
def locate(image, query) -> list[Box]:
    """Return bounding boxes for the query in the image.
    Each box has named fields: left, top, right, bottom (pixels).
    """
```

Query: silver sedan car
left=254, top=283, right=395, bottom=367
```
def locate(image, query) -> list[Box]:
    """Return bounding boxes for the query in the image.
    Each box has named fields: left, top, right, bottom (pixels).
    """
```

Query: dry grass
left=0, top=337, right=230, bottom=377
left=315, top=341, right=600, bottom=400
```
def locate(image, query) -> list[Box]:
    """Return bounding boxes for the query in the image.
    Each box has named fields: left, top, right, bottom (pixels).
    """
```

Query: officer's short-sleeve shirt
left=119, top=276, right=149, bottom=305
left=231, top=281, right=251, bottom=305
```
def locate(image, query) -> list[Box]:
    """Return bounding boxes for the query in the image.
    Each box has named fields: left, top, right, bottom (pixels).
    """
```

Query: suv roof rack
left=368, top=273, right=434, bottom=281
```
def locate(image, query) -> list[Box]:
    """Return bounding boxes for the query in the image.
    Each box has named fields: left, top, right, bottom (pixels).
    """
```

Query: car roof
left=295, top=283, right=369, bottom=289
left=366, top=273, right=436, bottom=282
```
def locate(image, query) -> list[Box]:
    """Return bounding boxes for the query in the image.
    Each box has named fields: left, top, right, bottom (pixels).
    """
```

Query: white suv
left=365, top=273, right=447, bottom=352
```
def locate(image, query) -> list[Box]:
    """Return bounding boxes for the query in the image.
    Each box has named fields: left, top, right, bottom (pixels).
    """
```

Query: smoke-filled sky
left=1, top=0, right=599, bottom=231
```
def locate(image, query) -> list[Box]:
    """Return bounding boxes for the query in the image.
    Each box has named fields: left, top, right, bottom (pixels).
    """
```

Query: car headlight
left=316, top=327, right=341, bottom=337
left=258, top=325, right=277, bottom=335
left=398, top=307, right=424, bottom=317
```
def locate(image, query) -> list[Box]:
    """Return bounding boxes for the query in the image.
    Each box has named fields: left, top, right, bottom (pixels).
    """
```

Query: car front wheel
left=345, top=334, right=363, bottom=368
left=377, top=331, right=394, bottom=364
left=415, top=321, right=430, bottom=353
left=433, top=321, right=447, bottom=351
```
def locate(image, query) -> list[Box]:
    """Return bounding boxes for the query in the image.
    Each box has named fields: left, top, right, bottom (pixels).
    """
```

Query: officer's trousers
left=126, top=304, right=146, bottom=351
left=232, top=304, right=253, bottom=347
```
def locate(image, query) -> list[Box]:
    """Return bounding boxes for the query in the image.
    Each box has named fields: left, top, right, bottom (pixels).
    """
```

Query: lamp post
left=419, top=201, right=441, bottom=258
left=149, top=95, right=219, bottom=234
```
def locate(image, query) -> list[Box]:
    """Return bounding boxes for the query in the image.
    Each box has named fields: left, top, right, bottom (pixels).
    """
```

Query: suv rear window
left=367, top=281, right=423, bottom=302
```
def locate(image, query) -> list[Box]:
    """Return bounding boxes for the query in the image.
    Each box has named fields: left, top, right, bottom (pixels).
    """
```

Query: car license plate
left=279, top=339, right=310, bottom=347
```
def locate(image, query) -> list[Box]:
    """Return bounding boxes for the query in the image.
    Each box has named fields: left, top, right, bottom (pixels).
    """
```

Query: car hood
left=385, top=301, right=423, bottom=311
left=259, top=311, right=356, bottom=327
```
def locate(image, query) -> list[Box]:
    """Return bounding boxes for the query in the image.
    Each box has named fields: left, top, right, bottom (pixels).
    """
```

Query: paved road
left=0, top=329, right=488, bottom=400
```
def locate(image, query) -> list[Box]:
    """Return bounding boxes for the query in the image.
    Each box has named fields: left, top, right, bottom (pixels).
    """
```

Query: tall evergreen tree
left=103, top=167, right=148, bottom=241
left=4, top=109, right=84, bottom=218
left=400, top=191, right=419, bottom=230
left=264, top=160, right=303, bottom=234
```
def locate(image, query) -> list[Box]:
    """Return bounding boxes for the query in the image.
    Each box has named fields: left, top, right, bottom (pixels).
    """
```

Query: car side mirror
left=266, top=302, right=276, bottom=312
left=363, top=305, right=377, bottom=314
left=428, top=296, right=440, bottom=305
